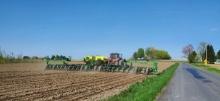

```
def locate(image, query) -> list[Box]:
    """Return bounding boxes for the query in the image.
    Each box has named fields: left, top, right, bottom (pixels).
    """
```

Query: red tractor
left=108, top=53, right=126, bottom=66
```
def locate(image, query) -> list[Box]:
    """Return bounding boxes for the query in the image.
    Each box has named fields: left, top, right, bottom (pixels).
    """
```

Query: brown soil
left=0, top=61, right=174, bottom=100
left=157, top=61, right=175, bottom=72
left=0, top=71, right=145, bottom=101
left=0, top=63, right=46, bottom=71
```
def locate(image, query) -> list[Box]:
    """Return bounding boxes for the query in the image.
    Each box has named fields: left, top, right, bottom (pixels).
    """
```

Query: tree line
left=132, top=47, right=171, bottom=60
left=0, top=48, right=72, bottom=64
left=44, top=55, right=71, bottom=61
left=0, top=48, right=43, bottom=64
left=182, top=42, right=220, bottom=64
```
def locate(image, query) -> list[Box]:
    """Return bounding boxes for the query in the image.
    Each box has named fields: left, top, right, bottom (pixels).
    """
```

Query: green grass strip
left=191, top=63, right=220, bottom=75
left=107, top=63, right=179, bottom=101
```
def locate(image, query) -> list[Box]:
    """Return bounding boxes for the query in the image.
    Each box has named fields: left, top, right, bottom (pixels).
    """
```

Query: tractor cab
left=110, top=53, right=122, bottom=59
left=108, top=53, right=125, bottom=65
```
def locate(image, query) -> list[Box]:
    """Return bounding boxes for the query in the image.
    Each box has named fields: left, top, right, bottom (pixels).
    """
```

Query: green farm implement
left=46, top=53, right=158, bottom=74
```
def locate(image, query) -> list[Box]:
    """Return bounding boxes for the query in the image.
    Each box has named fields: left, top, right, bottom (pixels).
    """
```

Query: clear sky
left=0, top=0, right=220, bottom=59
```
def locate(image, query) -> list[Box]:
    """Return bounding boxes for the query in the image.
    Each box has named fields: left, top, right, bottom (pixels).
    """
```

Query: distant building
left=215, top=59, right=220, bottom=64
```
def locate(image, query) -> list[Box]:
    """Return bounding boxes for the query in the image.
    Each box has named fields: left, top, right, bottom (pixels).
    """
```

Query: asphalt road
left=158, top=63, right=220, bottom=101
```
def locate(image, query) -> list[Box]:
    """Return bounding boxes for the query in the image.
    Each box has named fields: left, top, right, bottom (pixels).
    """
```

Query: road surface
left=158, top=63, right=220, bottom=101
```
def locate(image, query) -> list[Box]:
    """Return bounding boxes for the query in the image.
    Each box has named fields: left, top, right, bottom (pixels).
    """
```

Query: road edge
left=155, top=63, right=181, bottom=101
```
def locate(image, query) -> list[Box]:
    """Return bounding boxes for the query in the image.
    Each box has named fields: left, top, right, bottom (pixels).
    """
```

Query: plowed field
left=0, top=71, right=145, bottom=101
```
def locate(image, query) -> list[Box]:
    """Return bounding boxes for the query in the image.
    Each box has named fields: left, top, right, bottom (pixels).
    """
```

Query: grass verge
left=107, top=63, right=179, bottom=101
left=191, top=63, right=220, bottom=75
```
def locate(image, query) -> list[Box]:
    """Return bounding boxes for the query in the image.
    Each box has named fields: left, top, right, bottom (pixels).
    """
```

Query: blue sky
left=0, top=0, right=220, bottom=59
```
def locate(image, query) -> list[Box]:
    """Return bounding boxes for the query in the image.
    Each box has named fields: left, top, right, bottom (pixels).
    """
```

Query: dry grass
left=207, top=64, right=220, bottom=70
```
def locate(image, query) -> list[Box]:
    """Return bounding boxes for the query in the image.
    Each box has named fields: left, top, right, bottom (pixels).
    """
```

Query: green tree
left=188, top=51, right=197, bottom=63
left=145, top=47, right=156, bottom=59
left=217, top=50, right=220, bottom=59
left=51, top=55, right=56, bottom=60
left=0, top=49, right=4, bottom=64
left=137, top=48, right=145, bottom=59
left=133, top=52, right=138, bottom=60
left=208, top=45, right=216, bottom=64
left=155, top=50, right=171, bottom=60
left=23, top=56, right=31, bottom=60
left=145, top=48, right=171, bottom=60
left=202, top=45, right=216, bottom=64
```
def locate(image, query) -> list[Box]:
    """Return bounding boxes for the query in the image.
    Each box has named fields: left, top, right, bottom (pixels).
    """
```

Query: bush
left=23, top=56, right=31, bottom=60
left=133, top=52, right=138, bottom=60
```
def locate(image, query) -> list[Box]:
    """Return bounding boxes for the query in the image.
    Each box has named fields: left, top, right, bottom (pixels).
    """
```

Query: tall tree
left=182, top=44, right=194, bottom=58
left=203, top=45, right=216, bottom=64
left=145, top=47, right=156, bottom=59
left=197, top=42, right=208, bottom=61
left=217, top=50, right=220, bottom=59
left=137, top=48, right=145, bottom=59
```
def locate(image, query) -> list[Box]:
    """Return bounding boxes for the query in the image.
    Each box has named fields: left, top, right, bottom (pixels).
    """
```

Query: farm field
left=0, top=71, right=145, bottom=101
left=0, top=62, right=46, bottom=71
left=0, top=61, right=175, bottom=101
left=0, top=61, right=175, bottom=73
